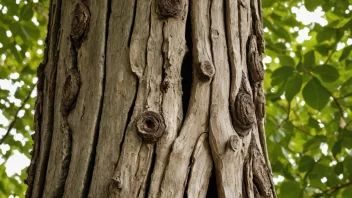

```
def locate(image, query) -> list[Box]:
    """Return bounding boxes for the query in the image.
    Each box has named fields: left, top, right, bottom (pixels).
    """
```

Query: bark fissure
left=29, top=0, right=62, bottom=197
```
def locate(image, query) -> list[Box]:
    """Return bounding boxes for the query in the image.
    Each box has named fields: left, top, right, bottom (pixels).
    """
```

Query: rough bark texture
left=26, top=0, right=276, bottom=197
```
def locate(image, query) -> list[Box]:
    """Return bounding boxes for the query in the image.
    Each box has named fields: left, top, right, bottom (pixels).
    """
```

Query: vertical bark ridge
left=159, top=0, right=213, bottom=196
left=186, top=133, right=213, bottom=198
left=60, top=0, right=108, bottom=196
left=24, top=0, right=53, bottom=195
left=209, top=0, right=251, bottom=197
left=84, top=0, right=111, bottom=194
left=109, top=0, right=164, bottom=197
left=29, top=0, right=62, bottom=197
left=41, top=0, right=78, bottom=196
left=88, top=0, right=138, bottom=196
left=148, top=1, right=188, bottom=197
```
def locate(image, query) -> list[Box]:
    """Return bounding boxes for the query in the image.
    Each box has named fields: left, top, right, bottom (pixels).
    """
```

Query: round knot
left=71, top=2, right=90, bottom=44
left=111, top=176, right=122, bottom=189
left=136, top=111, right=166, bottom=142
left=232, top=92, right=255, bottom=136
left=61, top=68, right=81, bottom=116
left=197, top=61, right=215, bottom=81
left=228, top=135, right=239, bottom=152
left=157, top=0, right=183, bottom=18
left=248, top=36, right=264, bottom=83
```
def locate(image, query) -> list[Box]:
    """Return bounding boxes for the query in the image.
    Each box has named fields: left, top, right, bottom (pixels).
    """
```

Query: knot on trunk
left=61, top=68, right=81, bottom=116
left=228, top=135, right=240, bottom=152
left=136, top=111, right=166, bottom=142
left=232, top=92, right=255, bottom=136
left=248, top=36, right=264, bottom=83
left=196, top=61, right=215, bottom=81
left=71, top=2, right=90, bottom=45
left=157, top=0, right=183, bottom=18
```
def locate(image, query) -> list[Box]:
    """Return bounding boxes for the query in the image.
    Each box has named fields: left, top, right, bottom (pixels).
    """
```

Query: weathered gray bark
left=26, top=0, right=276, bottom=197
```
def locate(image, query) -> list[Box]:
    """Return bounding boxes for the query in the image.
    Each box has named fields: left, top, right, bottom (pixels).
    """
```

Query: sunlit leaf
left=302, top=78, right=330, bottom=110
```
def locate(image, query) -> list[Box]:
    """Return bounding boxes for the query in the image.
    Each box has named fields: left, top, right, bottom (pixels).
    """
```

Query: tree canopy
left=0, top=0, right=351, bottom=197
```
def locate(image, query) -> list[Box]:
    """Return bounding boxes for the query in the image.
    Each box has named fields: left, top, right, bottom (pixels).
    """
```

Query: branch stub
left=157, top=0, right=183, bottom=18
left=232, top=92, right=255, bottom=136
left=228, top=135, right=239, bottom=152
left=197, top=61, right=215, bottom=81
left=61, top=68, right=81, bottom=116
left=136, top=111, right=166, bottom=142
left=71, top=2, right=90, bottom=45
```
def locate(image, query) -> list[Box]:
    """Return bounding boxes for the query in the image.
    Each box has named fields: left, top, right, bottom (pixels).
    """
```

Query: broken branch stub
left=196, top=61, right=215, bottom=81
left=71, top=2, right=90, bottom=45
left=157, top=0, right=184, bottom=18
left=136, top=111, right=166, bottom=142
left=232, top=91, right=255, bottom=136
left=60, top=68, right=81, bottom=116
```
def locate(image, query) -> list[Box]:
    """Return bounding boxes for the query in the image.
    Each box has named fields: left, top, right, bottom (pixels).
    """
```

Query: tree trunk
left=25, top=0, right=276, bottom=197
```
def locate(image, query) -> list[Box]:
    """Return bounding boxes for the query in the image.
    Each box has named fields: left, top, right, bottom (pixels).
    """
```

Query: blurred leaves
left=263, top=0, right=352, bottom=197
left=0, top=0, right=48, bottom=197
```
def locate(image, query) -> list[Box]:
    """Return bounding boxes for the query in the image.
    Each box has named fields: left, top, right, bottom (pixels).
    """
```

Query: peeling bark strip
left=27, top=0, right=276, bottom=197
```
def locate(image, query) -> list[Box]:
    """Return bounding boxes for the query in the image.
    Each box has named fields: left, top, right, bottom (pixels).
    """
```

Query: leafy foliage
left=0, top=0, right=351, bottom=197
left=0, top=0, right=48, bottom=197
left=263, top=0, right=352, bottom=197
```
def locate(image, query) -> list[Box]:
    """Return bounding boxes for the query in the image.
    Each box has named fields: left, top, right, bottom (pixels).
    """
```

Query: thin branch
left=324, top=51, right=335, bottom=65
left=312, top=181, right=352, bottom=197
left=338, top=92, right=352, bottom=99
left=0, top=84, right=36, bottom=145
left=293, top=125, right=315, bottom=137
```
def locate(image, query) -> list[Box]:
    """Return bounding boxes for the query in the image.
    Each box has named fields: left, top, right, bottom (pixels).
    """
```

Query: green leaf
left=315, top=44, right=330, bottom=56
left=308, top=117, right=320, bottom=131
left=298, top=155, right=315, bottom=172
left=303, top=50, right=315, bottom=68
left=20, top=6, right=34, bottom=21
left=312, top=65, right=339, bottom=83
left=21, top=23, right=40, bottom=40
left=316, top=28, right=335, bottom=43
left=302, top=78, right=330, bottom=110
left=271, top=66, right=294, bottom=86
left=340, top=45, right=352, bottom=61
left=304, top=0, right=321, bottom=11
left=303, top=136, right=327, bottom=151
left=346, top=60, right=352, bottom=70
left=262, top=0, right=275, bottom=8
left=334, top=162, right=343, bottom=175
left=341, top=77, right=352, bottom=94
left=332, top=140, right=342, bottom=157
left=279, top=55, right=295, bottom=67
left=342, top=186, right=352, bottom=198
left=285, top=74, right=302, bottom=102
left=280, top=181, right=301, bottom=198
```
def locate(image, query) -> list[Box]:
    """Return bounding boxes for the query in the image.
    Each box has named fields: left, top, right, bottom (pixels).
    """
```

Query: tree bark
left=26, top=0, right=276, bottom=197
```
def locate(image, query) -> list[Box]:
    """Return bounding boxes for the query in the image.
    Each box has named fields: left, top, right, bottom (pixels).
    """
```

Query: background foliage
left=0, top=0, right=351, bottom=197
